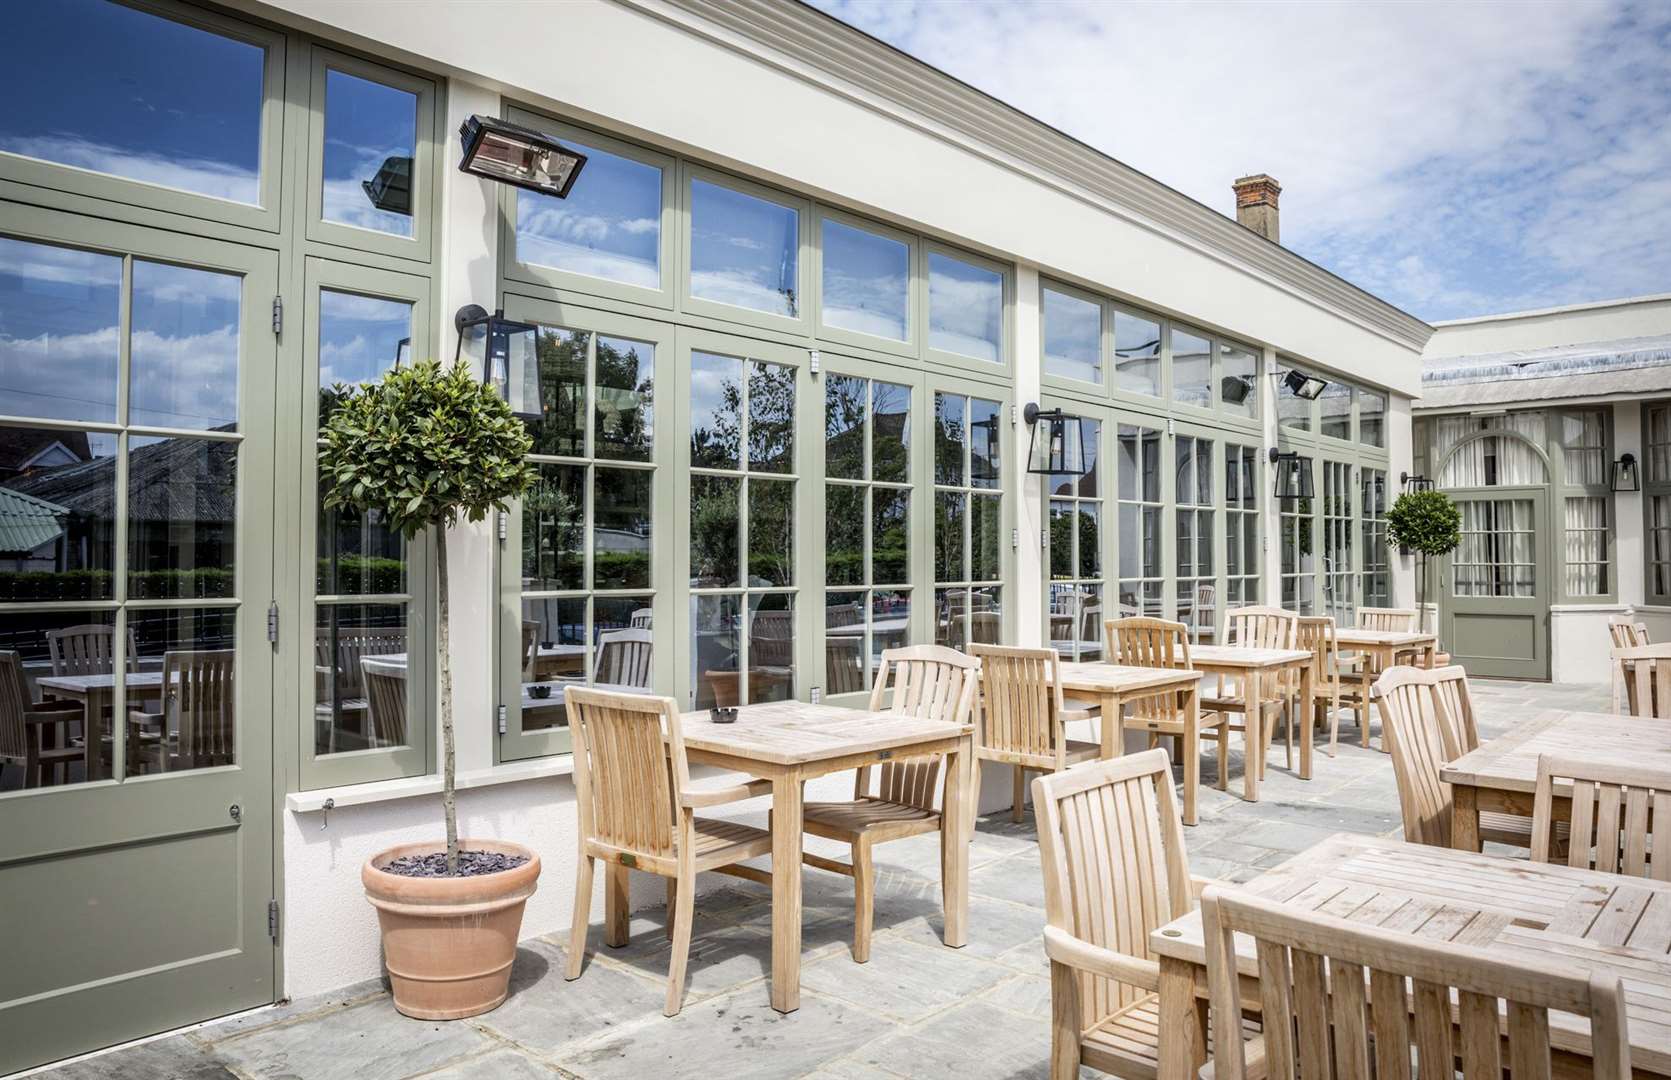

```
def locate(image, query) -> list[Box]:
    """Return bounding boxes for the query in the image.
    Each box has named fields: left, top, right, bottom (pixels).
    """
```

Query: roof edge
left=1430, top=292, right=1671, bottom=327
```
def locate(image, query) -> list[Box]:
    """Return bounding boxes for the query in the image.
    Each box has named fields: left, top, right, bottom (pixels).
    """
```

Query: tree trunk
left=436, top=523, right=458, bottom=875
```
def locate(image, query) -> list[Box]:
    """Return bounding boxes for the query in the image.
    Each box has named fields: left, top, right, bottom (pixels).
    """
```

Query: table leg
left=1182, top=689, right=1200, bottom=826
left=770, top=771, right=805, bottom=1013
left=1452, top=784, right=1482, bottom=852
left=1242, top=670, right=1262, bottom=803
left=1358, top=660, right=1374, bottom=751
left=1298, top=661, right=1314, bottom=781
left=940, top=733, right=971, bottom=948
left=1157, top=956, right=1207, bottom=1080
left=87, top=686, right=106, bottom=782
left=1099, top=691, right=1126, bottom=759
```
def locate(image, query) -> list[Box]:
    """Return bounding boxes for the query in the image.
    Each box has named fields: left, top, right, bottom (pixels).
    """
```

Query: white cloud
left=813, top=0, right=1671, bottom=321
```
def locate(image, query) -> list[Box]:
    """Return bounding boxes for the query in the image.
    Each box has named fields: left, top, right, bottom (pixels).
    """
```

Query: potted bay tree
left=1386, top=487, right=1461, bottom=638
left=320, top=357, right=539, bottom=1020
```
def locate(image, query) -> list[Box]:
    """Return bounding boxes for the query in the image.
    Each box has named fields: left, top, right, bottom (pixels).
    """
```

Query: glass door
left=1442, top=489, right=1550, bottom=679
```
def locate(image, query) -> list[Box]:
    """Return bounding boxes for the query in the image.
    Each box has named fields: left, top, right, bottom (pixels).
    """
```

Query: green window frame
left=1556, top=407, right=1613, bottom=602
left=1360, top=467, right=1390, bottom=608
left=679, top=164, right=811, bottom=336
left=1644, top=403, right=1671, bottom=604
left=814, top=208, right=918, bottom=360
left=1042, top=406, right=1104, bottom=660
left=1278, top=450, right=1317, bottom=614
left=1174, top=431, right=1216, bottom=641
left=1224, top=442, right=1263, bottom=614
left=1321, top=458, right=1356, bottom=625
left=932, top=388, right=1009, bottom=650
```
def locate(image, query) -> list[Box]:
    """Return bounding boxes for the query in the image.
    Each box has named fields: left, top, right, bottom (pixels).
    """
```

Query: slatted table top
left=1331, top=628, right=1437, bottom=648
left=679, top=700, right=971, bottom=766
left=1056, top=662, right=1203, bottom=694
left=1188, top=644, right=1312, bottom=668
left=1151, top=832, right=1671, bottom=1074
left=37, top=671, right=164, bottom=693
left=1440, top=709, right=1671, bottom=794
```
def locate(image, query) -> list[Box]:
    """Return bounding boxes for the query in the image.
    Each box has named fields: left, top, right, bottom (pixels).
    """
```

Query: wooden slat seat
left=686, top=817, right=772, bottom=869
left=1080, top=993, right=1262, bottom=1079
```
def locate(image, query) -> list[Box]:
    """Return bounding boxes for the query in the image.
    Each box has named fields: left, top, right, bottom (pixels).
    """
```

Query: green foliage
left=1386, top=490, right=1461, bottom=557
left=319, top=360, right=537, bottom=536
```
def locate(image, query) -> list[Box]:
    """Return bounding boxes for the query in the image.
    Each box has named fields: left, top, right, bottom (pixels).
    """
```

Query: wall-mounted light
left=1269, top=447, right=1313, bottom=502
left=455, top=304, right=540, bottom=421
left=362, top=155, right=413, bottom=215
left=1023, top=404, right=1087, bottom=476
left=457, top=115, right=587, bottom=199
left=1220, top=375, right=1252, bottom=406
left=1399, top=471, right=1434, bottom=492
left=1614, top=452, right=1641, bottom=492
left=1280, top=368, right=1329, bottom=400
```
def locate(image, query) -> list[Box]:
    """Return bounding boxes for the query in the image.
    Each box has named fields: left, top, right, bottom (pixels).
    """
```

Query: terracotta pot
left=362, top=839, right=541, bottom=1020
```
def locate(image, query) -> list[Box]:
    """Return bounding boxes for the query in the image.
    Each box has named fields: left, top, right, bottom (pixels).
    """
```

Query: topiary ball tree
left=320, top=359, right=535, bottom=874
left=1385, top=488, right=1461, bottom=635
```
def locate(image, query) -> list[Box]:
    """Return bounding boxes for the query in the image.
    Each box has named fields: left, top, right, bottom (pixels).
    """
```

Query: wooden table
left=1442, top=708, right=1671, bottom=852
left=1188, top=644, right=1314, bottom=801
left=1332, top=628, right=1437, bottom=750
left=1150, top=833, right=1671, bottom=1079
left=676, top=701, right=974, bottom=1014
left=1056, top=662, right=1206, bottom=824
left=37, top=671, right=165, bottom=781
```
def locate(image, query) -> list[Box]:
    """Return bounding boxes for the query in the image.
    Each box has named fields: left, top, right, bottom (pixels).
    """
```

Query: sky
left=809, top=0, right=1671, bottom=324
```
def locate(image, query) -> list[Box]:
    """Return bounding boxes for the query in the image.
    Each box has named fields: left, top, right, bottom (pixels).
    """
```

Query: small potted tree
left=321, top=358, right=539, bottom=1020
left=1386, top=488, right=1461, bottom=638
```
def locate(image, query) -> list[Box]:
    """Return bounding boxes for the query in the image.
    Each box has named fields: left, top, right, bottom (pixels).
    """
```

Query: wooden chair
left=563, top=686, right=772, bottom=1016
left=1104, top=617, right=1229, bottom=793
left=825, top=635, right=868, bottom=696
left=594, top=628, right=653, bottom=688
left=1614, top=643, right=1671, bottom=719
left=1609, top=616, right=1649, bottom=649
left=629, top=607, right=654, bottom=630
left=799, top=645, right=977, bottom=963
left=969, top=644, right=1101, bottom=823
left=128, top=650, right=236, bottom=772
left=360, top=657, right=407, bottom=747
left=1034, top=750, right=1253, bottom=1080
left=1193, top=582, right=1217, bottom=642
left=1201, top=884, right=1631, bottom=1079
left=0, top=651, right=84, bottom=787
left=1531, top=754, right=1671, bottom=879
left=45, top=624, right=136, bottom=676
left=1296, top=616, right=1344, bottom=758
left=1356, top=606, right=1418, bottom=631
left=1376, top=665, right=1539, bottom=849
left=1215, top=605, right=1296, bottom=778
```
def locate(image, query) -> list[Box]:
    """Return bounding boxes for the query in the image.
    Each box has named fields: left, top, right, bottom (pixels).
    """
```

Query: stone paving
left=37, top=679, right=1610, bottom=1080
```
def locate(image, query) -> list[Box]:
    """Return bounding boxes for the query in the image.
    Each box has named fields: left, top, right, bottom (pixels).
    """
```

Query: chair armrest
left=682, top=777, right=773, bottom=808
left=1191, top=876, right=1235, bottom=905
left=23, top=704, right=82, bottom=725
left=1043, top=925, right=1161, bottom=992
left=126, top=710, right=165, bottom=728
left=1059, top=707, right=1098, bottom=724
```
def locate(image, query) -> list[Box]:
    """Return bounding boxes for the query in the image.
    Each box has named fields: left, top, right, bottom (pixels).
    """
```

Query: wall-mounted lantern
left=1613, top=453, right=1641, bottom=492
left=1280, top=368, right=1329, bottom=400
left=455, top=304, right=540, bottom=421
left=1220, top=375, right=1252, bottom=406
left=362, top=155, right=413, bottom=215
left=1399, top=471, right=1434, bottom=493
left=1269, top=447, right=1313, bottom=502
left=457, top=115, right=587, bottom=198
left=1023, top=404, right=1087, bottom=476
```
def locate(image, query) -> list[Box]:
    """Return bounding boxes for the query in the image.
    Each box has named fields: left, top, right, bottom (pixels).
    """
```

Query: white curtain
left=1437, top=413, right=1547, bottom=487
left=1456, top=498, right=1536, bottom=597
left=1564, top=496, right=1607, bottom=596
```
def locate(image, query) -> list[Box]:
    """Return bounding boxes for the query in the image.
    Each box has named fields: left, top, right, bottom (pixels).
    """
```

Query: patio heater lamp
left=1220, top=375, right=1252, bottom=406
left=1399, top=471, right=1434, bottom=493
left=1613, top=453, right=1641, bottom=492
left=1281, top=368, right=1329, bottom=400
left=1023, top=403, right=1087, bottom=476
left=1269, top=447, right=1313, bottom=502
left=457, top=114, right=587, bottom=198
left=455, top=304, right=541, bottom=422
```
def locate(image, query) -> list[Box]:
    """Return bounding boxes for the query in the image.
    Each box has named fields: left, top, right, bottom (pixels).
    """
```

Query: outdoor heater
left=1280, top=368, right=1329, bottom=400
left=1269, top=447, right=1313, bottom=502
left=455, top=304, right=540, bottom=422
left=1613, top=453, right=1641, bottom=492
left=1023, top=403, right=1087, bottom=476
left=457, top=114, right=587, bottom=198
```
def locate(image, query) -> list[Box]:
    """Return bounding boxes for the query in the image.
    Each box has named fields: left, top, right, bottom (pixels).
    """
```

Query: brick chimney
left=1232, top=174, right=1281, bottom=243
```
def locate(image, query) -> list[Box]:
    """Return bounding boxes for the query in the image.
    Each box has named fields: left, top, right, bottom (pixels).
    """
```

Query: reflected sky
left=517, top=139, right=660, bottom=288
left=928, top=253, right=1001, bottom=362
left=322, top=69, right=416, bottom=236
left=318, top=290, right=413, bottom=401
left=130, top=261, right=241, bottom=431
left=0, top=237, right=121, bottom=423
left=1171, top=327, right=1211, bottom=407
left=821, top=219, right=907, bottom=341
left=1114, top=310, right=1161, bottom=397
left=690, top=180, right=798, bottom=317
left=1042, top=286, right=1100, bottom=384
left=0, top=0, right=263, bottom=204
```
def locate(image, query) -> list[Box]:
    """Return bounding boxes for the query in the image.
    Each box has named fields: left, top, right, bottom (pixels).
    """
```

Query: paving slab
left=799, top=937, right=1014, bottom=1023
left=212, top=995, right=492, bottom=1080
left=474, top=939, right=673, bottom=1055
left=41, top=1037, right=239, bottom=1080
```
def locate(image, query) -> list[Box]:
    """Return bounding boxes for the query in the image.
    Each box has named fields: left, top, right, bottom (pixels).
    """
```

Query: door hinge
left=267, top=899, right=280, bottom=943
left=271, top=295, right=283, bottom=336
left=267, top=601, right=279, bottom=645
left=497, top=704, right=507, bottom=735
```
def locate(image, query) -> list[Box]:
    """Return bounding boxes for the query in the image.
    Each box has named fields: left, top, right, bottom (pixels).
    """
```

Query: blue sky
left=811, top=0, right=1671, bottom=323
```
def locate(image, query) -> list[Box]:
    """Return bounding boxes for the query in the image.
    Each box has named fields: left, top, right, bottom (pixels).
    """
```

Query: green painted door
left=0, top=207, right=278, bottom=1073
left=1440, top=488, right=1550, bottom=680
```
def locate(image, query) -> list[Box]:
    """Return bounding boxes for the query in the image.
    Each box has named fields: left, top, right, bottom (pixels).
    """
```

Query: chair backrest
left=1429, top=664, right=1480, bottom=753
left=1225, top=605, right=1296, bottom=649
left=1374, top=666, right=1461, bottom=846
left=167, top=649, right=236, bottom=770
left=970, top=643, right=1067, bottom=765
left=1609, top=616, right=1650, bottom=649
left=320, top=626, right=407, bottom=698
left=1614, top=643, right=1671, bottom=719
left=1357, top=606, right=1418, bottom=632
left=969, top=610, right=1001, bottom=646
left=565, top=686, right=685, bottom=862
left=748, top=611, right=794, bottom=670
left=360, top=657, right=407, bottom=747
left=825, top=601, right=862, bottom=630
left=1295, top=616, right=1339, bottom=685
left=1193, top=582, right=1217, bottom=635
left=0, top=651, right=32, bottom=761
left=594, top=628, right=654, bottom=687
left=1201, top=886, right=1632, bottom=1080
left=859, top=645, right=978, bottom=811
left=1034, top=750, right=1192, bottom=1022
left=1533, top=754, right=1671, bottom=879
left=825, top=635, right=867, bottom=696
left=1104, top=616, right=1192, bottom=669
left=629, top=607, right=654, bottom=629
left=46, top=624, right=134, bottom=676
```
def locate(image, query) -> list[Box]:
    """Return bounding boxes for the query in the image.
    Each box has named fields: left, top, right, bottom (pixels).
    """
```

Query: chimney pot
left=1232, top=173, right=1281, bottom=243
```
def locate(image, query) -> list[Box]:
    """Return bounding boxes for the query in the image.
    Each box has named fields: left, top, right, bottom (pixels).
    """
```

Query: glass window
left=0, top=1, right=264, bottom=204
left=1437, top=414, right=1548, bottom=487
left=321, top=68, right=417, bottom=237
left=1454, top=499, right=1536, bottom=598
left=515, top=138, right=661, bottom=289
left=689, top=179, right=798, bottom=318
left=1359, top=390, right=1386, bottom=448
left=0, top=236, right=121, bottom=423
left=1360, top=469, right=1389, bottom=609
left=1225, top=444, right=1260, bottom=609
left=1042, top=286, right=1101, bottom=384
left=820, top=219, right=908, bottom=342
left=129, top=261, right=241, bottom=431
left=1117, top=423, right=1163, bottom=618
left=1047, top=415, right=1101, bottom=660
left=1279, top=453, right=1315, bottom=613
left=1277, top=362, right=1313, bottom=431
left=1219, top=342, right=1257, bottom=419
left=1113, top=310, right=1161, bottom=397
left=927, top=253, right=1002, bottom=363
left=1171, top=327, right=1211, bottom=410
left=935, top=392, right=1003, bottom=648
left=1564, top=496, right=1608, bottom=597
left=1560, top=409, right=1606, bottom=486
left=1649, top=405, right=1671, bottom=603
left=1319, top=383, right=1352, bottom=440
left=1322, top=460, right=1354, bottom=625
left=1174, top=435, right=1214, bottom=641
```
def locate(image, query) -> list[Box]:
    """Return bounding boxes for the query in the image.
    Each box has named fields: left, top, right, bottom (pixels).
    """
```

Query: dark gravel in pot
left=380, top=850, right=530, bottom=878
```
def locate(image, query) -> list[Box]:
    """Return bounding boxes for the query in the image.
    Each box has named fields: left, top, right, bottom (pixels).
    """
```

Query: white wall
left=1427, top=294, right=1671, bottom=358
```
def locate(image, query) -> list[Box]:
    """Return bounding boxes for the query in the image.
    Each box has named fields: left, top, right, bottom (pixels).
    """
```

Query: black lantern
left=458, top=115, right=587, bottom=198
left=1023, top=403, right=1087, bottom=476
left=1220, top=375, right=1252, bottom=406
left=455, top=304, right=540, bottom=421
left=1269, top=447, right=1313, bottom=502
left=1281, top=368, right=1329, bottom=400
left=1399, top=471, right=1433, bottom=493
left=1614, top=453, right=1641, bottom=492
left=362, top=155, right=413, bottom=215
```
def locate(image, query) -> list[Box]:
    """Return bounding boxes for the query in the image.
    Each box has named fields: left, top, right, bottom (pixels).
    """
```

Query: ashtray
left=709, top=707, right=738, bottom=724
left=539, top=641, right=555, bottom=650
left=529, top=685, right=552, bottom=700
